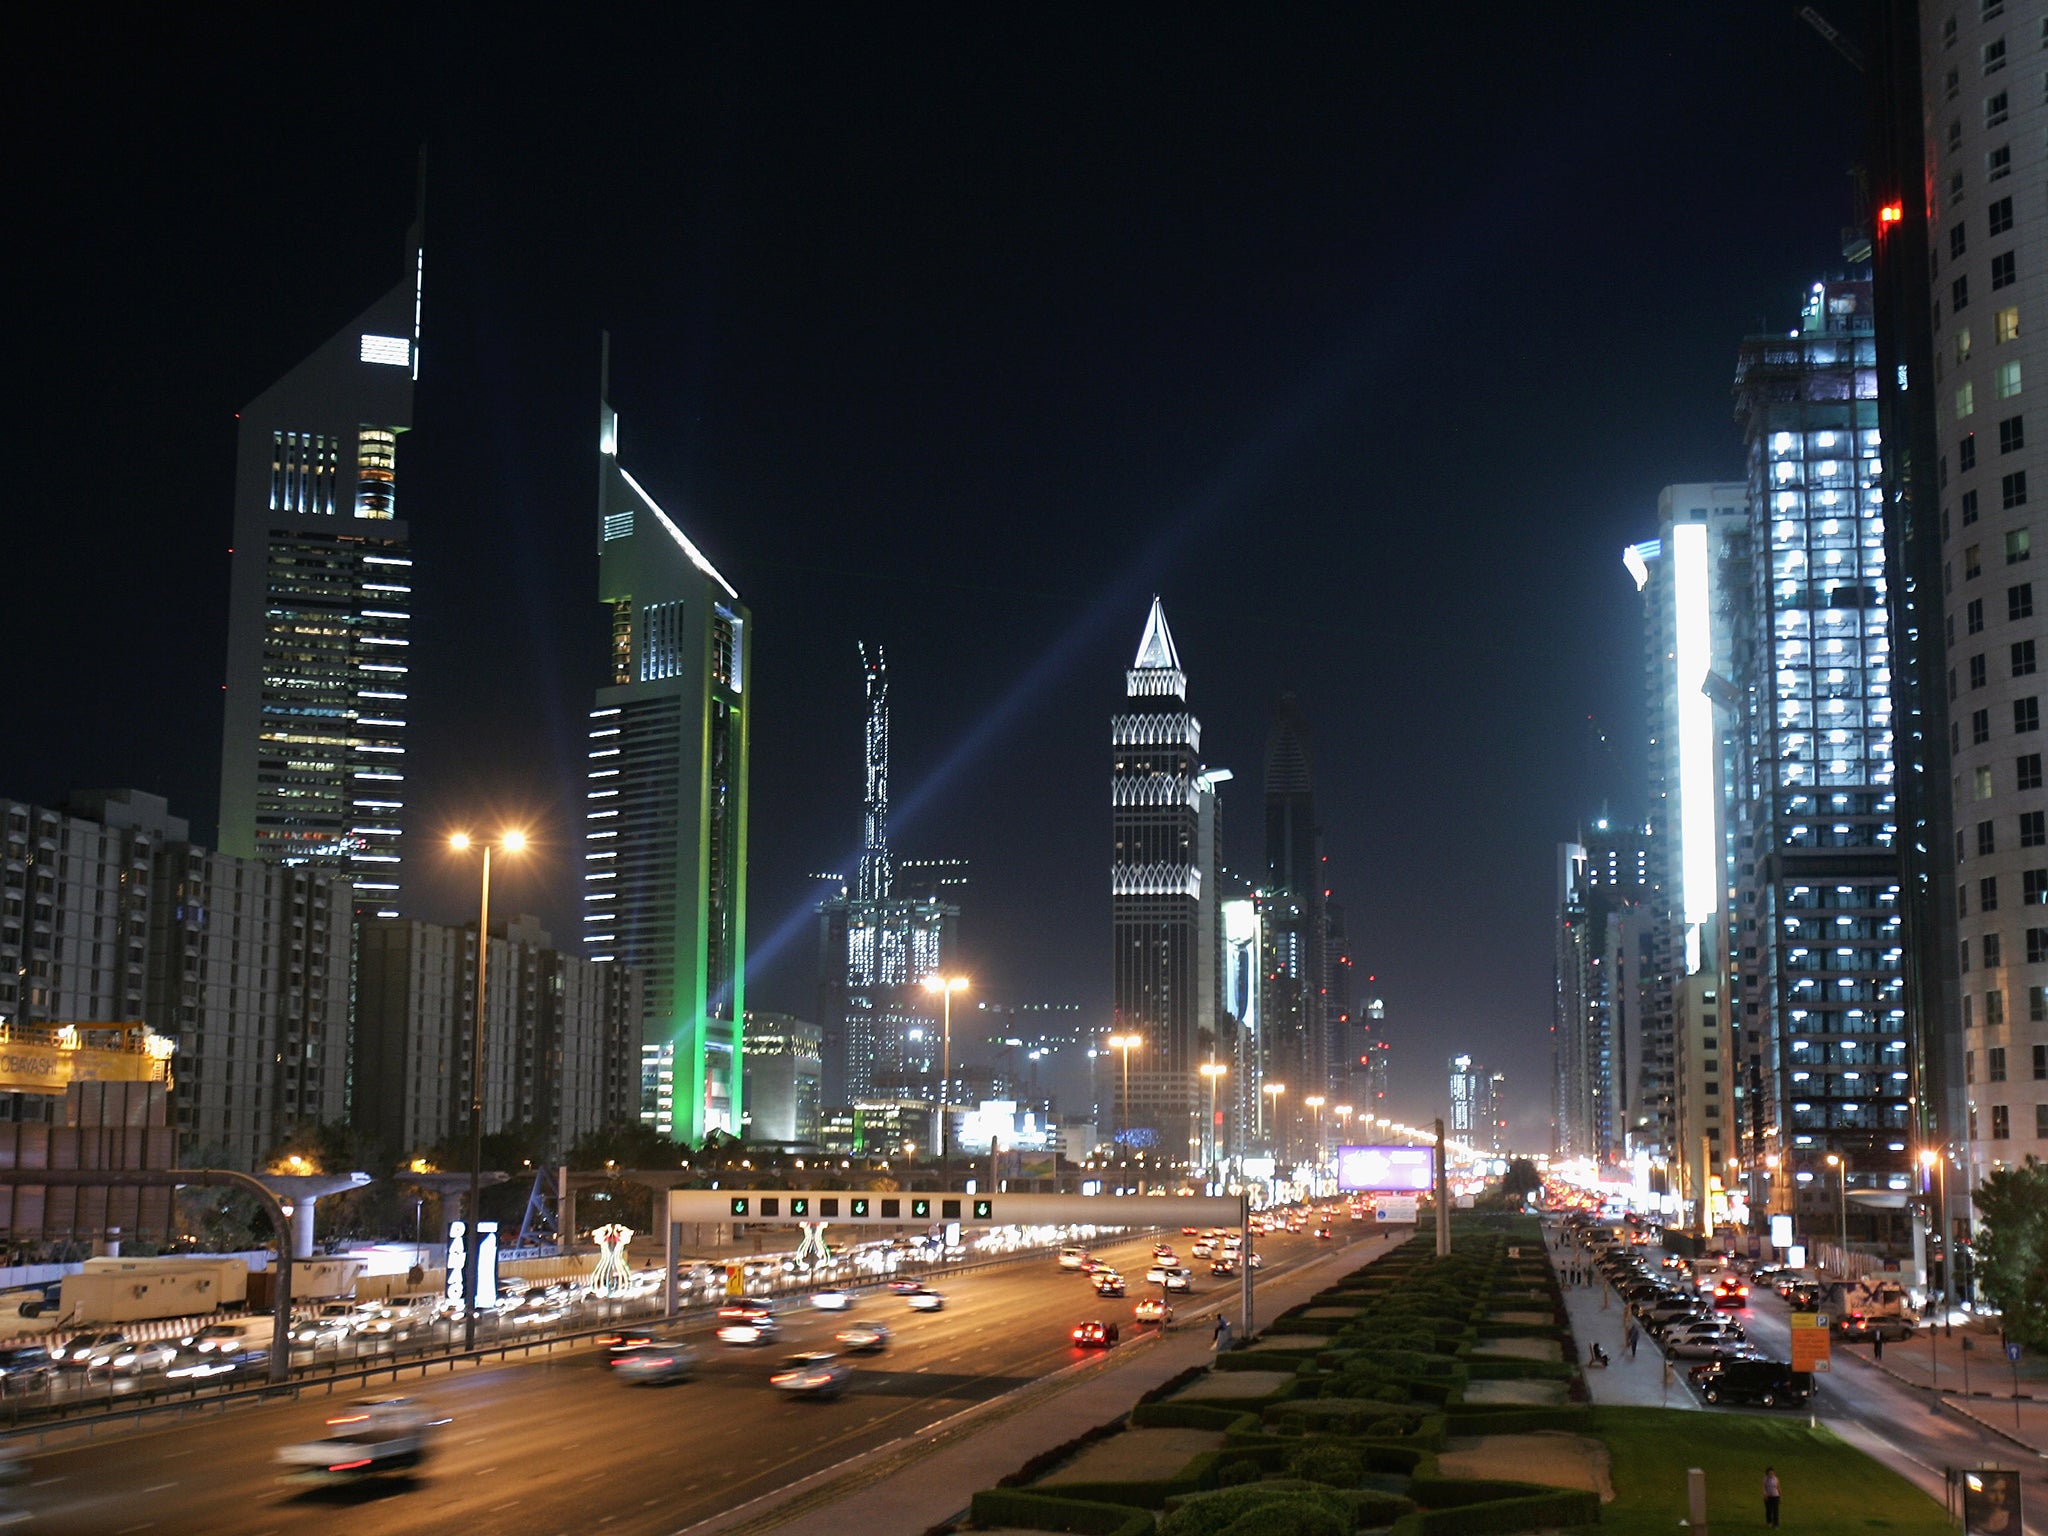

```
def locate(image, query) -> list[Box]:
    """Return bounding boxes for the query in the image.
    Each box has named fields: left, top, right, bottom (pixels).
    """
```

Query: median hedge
left=1391, top=1488, right=1600, bottom=1536
left=967, top=1488, right=1154, bottom=1536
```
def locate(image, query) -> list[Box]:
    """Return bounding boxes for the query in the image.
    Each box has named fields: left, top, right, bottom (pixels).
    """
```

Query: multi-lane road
left=3, top=1223, right=1365, bottom=1535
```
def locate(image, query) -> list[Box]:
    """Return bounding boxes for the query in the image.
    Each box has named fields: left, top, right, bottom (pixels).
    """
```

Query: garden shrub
left=969, top=1488, right=1155, bottom=1536
left=1159, top=1482, right=1351, bottom=1536
left=1285, top=1440, right=1363, bottom=1488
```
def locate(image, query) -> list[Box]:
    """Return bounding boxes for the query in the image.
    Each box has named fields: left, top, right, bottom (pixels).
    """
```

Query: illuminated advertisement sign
left=1335, top=1145, right=1433, bottom=1193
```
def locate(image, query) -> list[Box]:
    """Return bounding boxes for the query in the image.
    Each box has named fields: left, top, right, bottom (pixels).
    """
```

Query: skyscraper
left=1871, top=0, right=2048, bottom=1229
left=1260, top=694, right=1330, bottom=1105
left=586, top=357, right=751, bottom=1143
left=1110, top=598, right=1222, bottom=1159
left=1449, top=1054, right=1486, bottom=1138
left=816, top=647, right=960, bottom=1107
left=1731, top=281, right=1908, bottom=1236
left=1554, top=821, right=1654, bottom=1166
left=217, top=220, right=422, bottom=916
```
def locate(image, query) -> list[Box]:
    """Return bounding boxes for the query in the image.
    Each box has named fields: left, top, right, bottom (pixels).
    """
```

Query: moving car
left=1663, top=1329, right=1754, bottom=1361
left=1158, top=1267, right=1194, bottom=1293
left=1209, top=1259, right=1238, bottom=1277
left=609, top=1341, right=698, bottom=1384
left=1092, top=1272, right=1126, bottom=1298
left=809, top=1289, right=853, bottom=1311
left=277, top=1397, right=443, bottom=1480
left=771, top=1352, right=851, bottom=1397
left=181, top=1319, right=276, bottom=1356
left=1059, top=1248, right=1091, bottom=1270
left=905, top=1288, right=945, bottom=1312
left=0, top=1346, right=52, bottom=1394
left=167, top=1346, right=268, bottom=1381
left=719, top=1301, right=775, bottom=1325
left=1072, top=1320, right=1119, bottom=1348
left=291, top=1303, right=361, bottom=1348
left=1134, top=1298, right=1172, bottom=1324
left=716, top=1317, right=780, bottom=1346
left=1711, top=1278, right=1751, bottom=1309
left=1313, top=1226, right=1333, bottom=1240
left=835, top=1322, right=891, bottom=1353
left=1690, top=1357, right=1812, bottom=1408
left=1152, top=1245, right=1177, bottom=1262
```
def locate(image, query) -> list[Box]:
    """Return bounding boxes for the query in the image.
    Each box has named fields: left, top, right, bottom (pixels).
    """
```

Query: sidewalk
left=1545, top=1227, right=1699, bottom=1411
left=678, top=1229, right=1406, bottom=1536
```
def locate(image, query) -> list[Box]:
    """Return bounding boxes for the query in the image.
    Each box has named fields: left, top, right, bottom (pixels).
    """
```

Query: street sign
left=671, top=1190, right=1246, bottom=1228
left=1789, top=1310, right=1832, bottom=1373
left=2007, top=1342, right=2023, bottom=1363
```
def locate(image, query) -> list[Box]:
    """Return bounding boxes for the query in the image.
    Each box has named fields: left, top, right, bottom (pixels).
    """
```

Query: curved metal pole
left=0, top=1168, right=294, bottom=1384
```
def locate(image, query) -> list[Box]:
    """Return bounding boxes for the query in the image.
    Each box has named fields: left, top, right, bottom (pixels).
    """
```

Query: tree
left=1500, top=1158, right=1542, bottom=1203
left=1975, top=1157, right=2048, bottom=1350
left=564, top=1119, right=687, bottom=1172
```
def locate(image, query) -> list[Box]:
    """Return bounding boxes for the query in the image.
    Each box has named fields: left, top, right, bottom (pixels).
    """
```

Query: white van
left=1059, top=1247, right=1090, bottom=1270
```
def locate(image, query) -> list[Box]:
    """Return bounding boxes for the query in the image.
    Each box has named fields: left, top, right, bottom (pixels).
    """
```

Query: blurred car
left=102, top=1339, right=178, bottom=1375
left=1157, top=1267, right=1194, bottom=1293
left=1134, top=1298, right=1172, bottom=1325
left=1690, top=1357, right=1812, bottom=1407
left=181, top=1320, right=275, bottom=1356
left=1059, top=1247, right=1091, bottom=1270
left=167, top=1346, right=268, bottom=1381
left=716, top=1318, right=780, bottom=1346
left=291, top=1303, right=361, bottom=1348
left=835, top=1322, right=891, bottom=1354
left=1191, top=1241, right=1215, bottom=1259
left=1092, top=1272, right=1126, bottom=1298
left=1833, top=1311, right=1915, bottom=1343
left=719, top=1301, right=775, bottom=1325
left=1072, top=1320, right=1119, bottom=1348
left=595, top=1323, right=663, bottom=1350
left=1711, top=1278, right=1751, bottom=1309
left=1180, top=1225, right=1199, bottom=1236
left=277, top=1396, right=443, bottom=1480
left=887, top=1279, right=927, bottom=1295
left=1664, top=1329, right=1751, bottom=1360
left=610, top=1342, right=698, bottom=1384
left=809, top=1289, right=854, bottom=1312
left=905, top=1288, right=945, bottom=1312
left=0, top=1346, right=52, bottom=1394
left=1151, top=1245, right=1176, bottom=1262
left=1209, top=1259, right=1238, bottom=1278
left=771, top=1352, right=851, bottom=1397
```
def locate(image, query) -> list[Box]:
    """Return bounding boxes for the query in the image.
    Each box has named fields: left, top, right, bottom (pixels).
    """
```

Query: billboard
left=1336, top=1145, right=1433, bottom=1193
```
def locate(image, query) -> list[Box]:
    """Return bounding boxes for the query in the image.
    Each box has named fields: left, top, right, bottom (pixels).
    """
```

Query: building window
left=1990, top=144, right=2013, bottom=180
left=1982, top=819, right=1999, bottom=855
left=2035, top=988, right=2048, bottom=1021
left=1954, top=221, right=1971, bottom=258
left=1990, top=989, right=2008, bottom=1025
left=1966, top=488, right=1983, bottom=523
left=1963, top=432, right=1980, bottom=469
left=2024, top=811, right=2046, bottom=846
left=1961, top=381, right=1978, bottom=418
left=2000, top=360, right=2024, bottom=397
left=1998, top=305, right=2021, bottom=343
left=1949, top=66, right=1963, bottom=99
left=2020, top=753, right=2043, bottom=789
left=2025, top=867, right=2048, bottom=903
left=1952, top=118, right=1967, bottom=152
left=2021, top=697, right=2043, bottom=733
left=2002, top=415, right=2026, bottom=452
left=1961, top=327, right=1976, bottom=365
left=1955, top=168, right=1969, bottom=202
left=2034, top=1043, right=2047, bottom=1078
left=1993, top=1104, right=2011, bottom=1140
left=1994, top=250, right=2019, bottom=287
left=1956, top=275, right=1973, bottom=312
left=2037, top=1103, right=2048, bottom=1137
left=1972, top=595, right=1988, bottom=632
left=1991, top=1046, right=2009, bottom=1082
left=1981, top=764, right=1997, bottom=797
left=1969, top=542, right=1986, bottom=578
left=2011, top=528, right=2033, bottom=562
left=1967, top=994, right=1977, bottom=1028
left=1987, top=38, right=2008, bottom=73
left=1987, top=931, right=2005, bottom=965
left=1988, top=89, right=2011, bottom=124
left=2019, top=639, right=2040, bottom=675
left=1991, top=195, right=2016, bottom=234
left=2012, top=582, right=2035, bottom=619
left=1974, top=653, right=1991, bottom=688
left=1965, top=937, right=1975, bottom=972
left=1977, top=707, right=1994, bottom=743
left=1969, top=1049, right=1978, bottom=1083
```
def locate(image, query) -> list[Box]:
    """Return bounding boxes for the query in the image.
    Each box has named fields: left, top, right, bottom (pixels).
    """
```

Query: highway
left=3, top=1222, right=1370, bottom=1535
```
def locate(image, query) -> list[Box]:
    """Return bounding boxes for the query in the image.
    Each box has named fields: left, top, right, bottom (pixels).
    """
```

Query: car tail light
left=328, top=1459, right=372, bottom=1472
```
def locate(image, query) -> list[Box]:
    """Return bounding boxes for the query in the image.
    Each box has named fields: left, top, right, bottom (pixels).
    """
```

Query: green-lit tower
left=585, top=345, right=751, bottom=1143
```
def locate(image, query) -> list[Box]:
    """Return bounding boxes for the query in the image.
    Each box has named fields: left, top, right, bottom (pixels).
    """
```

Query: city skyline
left=7, top=7, right=1871, bottom=1138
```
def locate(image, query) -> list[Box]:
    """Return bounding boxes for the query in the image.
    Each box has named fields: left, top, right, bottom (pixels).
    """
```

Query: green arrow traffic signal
left=973, top=1199, right=993, bottom=1220
left=851, top=1198, right=870, bottom=1217
left=911, top=1198, right=931, bottom=1219
left=730, top=1198, right=749, bottom=1217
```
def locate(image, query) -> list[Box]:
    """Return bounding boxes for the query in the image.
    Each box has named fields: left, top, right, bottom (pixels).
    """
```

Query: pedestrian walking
left=1213, top=1314, right=1231, bottom=1350
left=1763, top=1467, right=1781, bottom=1528
left=1626, top=1321, right=1640, bottom=1359
left=1872, top=1329, right=1884, bottom=1363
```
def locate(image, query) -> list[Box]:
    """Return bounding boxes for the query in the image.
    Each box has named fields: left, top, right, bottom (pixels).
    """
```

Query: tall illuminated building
left=586, top=358, right=751, bottom=1144
left=1554, top=821, right=1654, bottom=1166
left=1627, top=483, right=1747, bottom=1220
left=816, top=646, right=960, bottom=1110
left=1732, top=284, right=1907, bottom=1237
left=217, top=222, right=423, bottom=915
left=1260, top=695, right=1330, bottom=1102
left=1110, top=598, right=1223, bottom=1161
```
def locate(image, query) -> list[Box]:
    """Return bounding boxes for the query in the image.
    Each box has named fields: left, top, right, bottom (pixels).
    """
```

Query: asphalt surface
left=2, top=1224, right=1352, bottom=1535
left=1718, top=1285, right=2048, bottom=1535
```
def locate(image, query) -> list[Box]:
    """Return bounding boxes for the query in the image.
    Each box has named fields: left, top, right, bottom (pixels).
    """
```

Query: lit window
left=1960, top=381, right=1977, bottom=417
left=359, top=334, right=411, bottom=367
left=2000, top=361, right=2024, bottom=397
left=2009, top=527, right=2032, bottom=562
left=1998, top=305, right=2020, bottom=343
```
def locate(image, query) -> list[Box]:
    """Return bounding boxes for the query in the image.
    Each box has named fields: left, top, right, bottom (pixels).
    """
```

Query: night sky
left=11, top=7, right=1866, bottom=1140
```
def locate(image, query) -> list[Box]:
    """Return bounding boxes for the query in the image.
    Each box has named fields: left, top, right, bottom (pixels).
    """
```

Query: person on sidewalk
left=1873, top=1329, right=1884, bottom=1362
left=1213, top=1315, right=1231, bottom=1350
left=1626, top=1321, right=1640, bottom=1359
left=1763, top=1467, right=1781, bottom=1528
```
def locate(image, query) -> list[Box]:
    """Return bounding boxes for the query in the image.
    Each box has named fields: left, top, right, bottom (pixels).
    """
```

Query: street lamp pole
left=923, top=975, right=969, bottom=1164
left=1107, top=1034, right=1141, bottom=1147
left=1200, top=1062, right=1228, bottom=1179
left=1263, top=1083, right=1286, bottom=1167
left=451, top=828, right=525, bottom=1352
left=1825, top=1153, right=1849, bottom=1269
left=1304, top=1096, right=1325, bottom=1190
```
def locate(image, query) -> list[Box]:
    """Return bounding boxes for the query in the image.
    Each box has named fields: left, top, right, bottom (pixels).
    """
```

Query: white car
left=905, top=1288, right=945, bottom=1312
left=1146, top=1265, right=1194, bottom=1290
left=809, top=1289, right=853, bottom=1311
left=291, top=1303, right=360, bottom=1347
left=716, top=1320, right=779, bottom=1346
left=770, top=1352, right=852, bottom=1397
left=277, top=1397, right=442, bottom=1480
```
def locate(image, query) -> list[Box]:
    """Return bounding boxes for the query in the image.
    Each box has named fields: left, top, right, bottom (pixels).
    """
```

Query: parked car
left=1690, top=1357, right=1813, bottom=1408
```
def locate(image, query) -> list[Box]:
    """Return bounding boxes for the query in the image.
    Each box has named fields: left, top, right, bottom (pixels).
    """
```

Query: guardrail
left=0, top=1226, right=1171, bottom=1446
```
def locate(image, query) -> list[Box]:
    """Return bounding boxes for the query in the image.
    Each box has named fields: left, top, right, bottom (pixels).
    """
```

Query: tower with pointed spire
left=817, top=648, right=962, bottom=1116
left=1110, top=597, right=1223, bottom=1164
left=586, top=345, right=751, bottom=1145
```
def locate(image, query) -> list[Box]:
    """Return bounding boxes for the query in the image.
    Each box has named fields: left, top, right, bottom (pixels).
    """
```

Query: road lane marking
left=141, top=1482, right=178, bottom=1493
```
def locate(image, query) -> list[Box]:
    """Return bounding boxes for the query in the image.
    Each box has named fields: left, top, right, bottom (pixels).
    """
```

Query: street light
left=1824, top=1152, right=1849, bottom=1266
left=1920, top=1146, right=1949, bottom=1411
left=450, top=827, right=525, bottom=1350
left=1263, top=1082, right=1287, bottom=1164
left=1199, top=1062, right=1228, bottom=1174
left=1304, top=1095, right=1326, bottom=1181
left=1107, top=1034, right=1142, bottom=1146
left=922, top=975, right=969, bottom=1161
